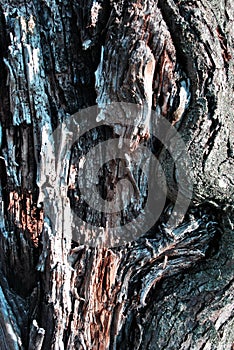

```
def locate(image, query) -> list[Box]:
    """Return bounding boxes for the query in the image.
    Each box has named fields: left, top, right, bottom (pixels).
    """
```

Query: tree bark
left=0, top=0, right=233, bottom=349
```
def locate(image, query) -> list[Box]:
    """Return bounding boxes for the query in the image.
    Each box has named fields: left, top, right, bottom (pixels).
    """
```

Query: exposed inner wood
left=0, top=0, right=233, bottom=349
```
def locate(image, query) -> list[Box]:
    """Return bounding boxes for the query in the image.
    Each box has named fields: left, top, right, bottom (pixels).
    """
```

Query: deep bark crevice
left=0, top=0, right=233, bottom=349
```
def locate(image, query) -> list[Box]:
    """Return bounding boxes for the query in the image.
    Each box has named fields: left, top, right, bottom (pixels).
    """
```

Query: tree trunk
left=0, top=0, right=233, bottom=349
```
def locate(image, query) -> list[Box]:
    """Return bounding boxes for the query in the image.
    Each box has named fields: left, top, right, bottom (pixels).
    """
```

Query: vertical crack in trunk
left=0, top=0, right=233, bottom=349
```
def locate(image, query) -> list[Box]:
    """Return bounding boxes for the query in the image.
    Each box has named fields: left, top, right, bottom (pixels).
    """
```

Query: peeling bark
left=0, top=0, right=233, bottom=349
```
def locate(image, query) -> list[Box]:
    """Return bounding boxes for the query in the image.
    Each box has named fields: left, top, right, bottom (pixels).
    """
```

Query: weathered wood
left=28, top=320, right=45, bottom=350
left=0, top=0, right=233, bottom=349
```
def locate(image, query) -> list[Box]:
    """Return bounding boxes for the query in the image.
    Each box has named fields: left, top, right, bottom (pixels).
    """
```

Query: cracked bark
left=0, top=0, right=233, bottom=349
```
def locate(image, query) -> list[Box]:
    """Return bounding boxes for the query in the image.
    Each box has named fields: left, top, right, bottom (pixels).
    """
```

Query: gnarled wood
left=0, top=0, right=233, bottom=349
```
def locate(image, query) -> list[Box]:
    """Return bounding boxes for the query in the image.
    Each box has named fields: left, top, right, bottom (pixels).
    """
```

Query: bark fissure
left=0, top=0, right=233, bottom=349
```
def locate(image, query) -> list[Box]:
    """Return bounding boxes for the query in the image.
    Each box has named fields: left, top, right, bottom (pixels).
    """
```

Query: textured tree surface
left=0, top=0, right=233, bottom=349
